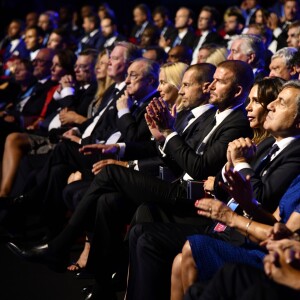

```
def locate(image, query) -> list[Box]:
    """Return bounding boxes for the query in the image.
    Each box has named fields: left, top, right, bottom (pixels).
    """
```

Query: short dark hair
left=84, top=13, right=100, bottom=28
left=56, top=49, right=77, bottom=77
left=153, top=6, right=170, bottom=18
left=134, top=3, right=152, bottom=20
left=79, top=48, right=99, bottom=67
left=201, top=6, right=220, bottom=25
left=218, top=60, right=254, bottom=97
left=26, top=25, right=45, bottom=38
left=186, top=63, right=216, bottom=84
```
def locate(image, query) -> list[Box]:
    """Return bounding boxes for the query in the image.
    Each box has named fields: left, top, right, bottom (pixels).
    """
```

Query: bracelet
left=245, top=219, right=253, bottom=239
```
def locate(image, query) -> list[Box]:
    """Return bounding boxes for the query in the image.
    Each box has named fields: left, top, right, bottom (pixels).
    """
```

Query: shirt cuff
left=161, top=132, right=178, bottom=152
left=134, top=160, right=139, bottom=171
left=61, top=87, right=75, bottom=98
left=118, top=142, right=126, bottom=158
left=234, top=162, right=251, bottom=172
left=53, top=90, right=62, bottom=100
left=118, top=108, right=130, bottom=118
left=221, top=164, right=227, bottom=182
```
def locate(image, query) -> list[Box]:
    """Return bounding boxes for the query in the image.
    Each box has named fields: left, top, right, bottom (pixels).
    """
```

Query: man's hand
left=227, top=137, right=256, bottom=166
left=62, top=128, right=81, bottom=144
left=219, top=169, right=257, bottom=213
left=116, top=90, right=133, bottom=111
left=79, top=144, right=120, bottom=156
left=92, top=159, right=128, bottom=174
left=145, top=112, right=165, bottom=143
left=59, top=75, right=75, bottom=90
left=159, top=35, right=171, bottom=48
left=203, top=176, right=215, bottom=194
left=146, top=98, right=175, bottom=137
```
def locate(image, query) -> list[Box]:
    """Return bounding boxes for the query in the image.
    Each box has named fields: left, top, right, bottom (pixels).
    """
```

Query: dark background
left=0, top=0, right=242, bottom=38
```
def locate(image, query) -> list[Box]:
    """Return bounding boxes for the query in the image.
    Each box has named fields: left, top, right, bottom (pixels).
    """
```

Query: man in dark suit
left=98, top=16, right=126, bottom=52
left=127, top=79, right=300, bottom=300
left=129, top=3, right=155, bottom=45
left=1, top=19, right=29, bottom=63
left=191, top=6, right=223, bottom=64
left=214, top=80, right=300, bottom=211
left=153, top=6, right=177, bottom=47
left=161, top=7, right=195, bottom=53
left=79, top=13, right=104, bottom=52
left=7, top=61, right=253, bottom=299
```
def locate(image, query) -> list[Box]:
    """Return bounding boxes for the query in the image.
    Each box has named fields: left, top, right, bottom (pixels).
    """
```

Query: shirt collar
left=191, top=104, right=214, bottom=119
left=215, top=103, right=244, bottom=125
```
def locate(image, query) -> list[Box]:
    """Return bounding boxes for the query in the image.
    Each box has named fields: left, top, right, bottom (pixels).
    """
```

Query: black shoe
left=81, top=285, right=93, bottom=295
left=6, top=242, right=67, bottom=272
left=76, top=269, right=94, bottom=280
left=82, top=283, right=117, bottom=300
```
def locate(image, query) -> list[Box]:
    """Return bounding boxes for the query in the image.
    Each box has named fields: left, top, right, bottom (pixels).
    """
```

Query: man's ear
left=234, top=85, right=243, bottom=98
left=38, top=36, right=44, bottom=45
left=290, top=65, right=297, bottom=76
left=202, top=82, right=211, bottom=93
left=247, top=53, right=255, bottom=65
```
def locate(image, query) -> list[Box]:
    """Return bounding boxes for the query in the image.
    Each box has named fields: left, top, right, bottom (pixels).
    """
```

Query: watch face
left=128, top=160, right=136, bottom=169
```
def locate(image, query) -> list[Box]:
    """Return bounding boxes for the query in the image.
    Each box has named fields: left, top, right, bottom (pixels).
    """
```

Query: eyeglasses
left=74, top=64, right=90, bottom=71
left=125, top=72, right=141, bottom=81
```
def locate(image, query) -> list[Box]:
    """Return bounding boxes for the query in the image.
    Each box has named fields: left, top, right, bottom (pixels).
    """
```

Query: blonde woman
left=157, top=62, right=188, bottom=113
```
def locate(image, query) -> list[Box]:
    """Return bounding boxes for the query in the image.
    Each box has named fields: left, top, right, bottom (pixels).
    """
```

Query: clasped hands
left=145, top=97, right=176, bottom=141
left=263, top=237, right=300, bottom=288
left=226, top=137, right=257, bottom=169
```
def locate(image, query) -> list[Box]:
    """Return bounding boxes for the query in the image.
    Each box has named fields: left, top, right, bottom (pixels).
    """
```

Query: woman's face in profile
left=246, top=84, right=267, bottom=129
left=157, top=70, right=178, bottom=105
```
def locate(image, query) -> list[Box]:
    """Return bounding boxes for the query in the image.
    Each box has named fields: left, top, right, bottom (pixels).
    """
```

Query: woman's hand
left=195, top=198, right=236, bottom=226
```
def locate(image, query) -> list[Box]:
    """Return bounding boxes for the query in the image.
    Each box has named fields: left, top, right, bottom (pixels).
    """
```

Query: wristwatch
left=128, top=160, right=137, bottom=169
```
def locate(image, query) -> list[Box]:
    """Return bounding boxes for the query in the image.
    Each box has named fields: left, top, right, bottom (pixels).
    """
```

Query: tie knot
left=187, top=111, right=194, bottom=121
left=268, top=144, right=279, bottom=157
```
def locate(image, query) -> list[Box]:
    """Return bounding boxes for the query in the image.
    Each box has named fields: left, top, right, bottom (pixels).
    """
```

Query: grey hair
left=232, top=34, right=266, bottom=68
left=282, top=80, right=300, bottom=117
left=271, top=47, right=298, bottom=68
left=115, top=41, right=142, bottom=64
left=131, top=57, right=159, bottom=87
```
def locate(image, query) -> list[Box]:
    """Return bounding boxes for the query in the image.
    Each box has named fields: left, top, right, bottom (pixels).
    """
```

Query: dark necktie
left=179, top=110, right=195, bottom=134
left=255, top=144, right=279, bottom=176
left=131, top=100, right=140, bottom=117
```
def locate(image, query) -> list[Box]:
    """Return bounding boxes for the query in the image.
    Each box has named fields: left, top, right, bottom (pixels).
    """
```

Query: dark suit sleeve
left=164, top=119, right=252, bottom=181
left=123, top=140, right=158, bottom=160
left=117, top=112, right=150, bottom=142
left=238, top=143, right=300, bottom=212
